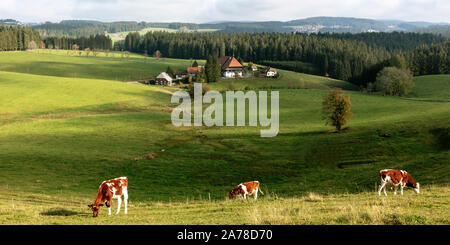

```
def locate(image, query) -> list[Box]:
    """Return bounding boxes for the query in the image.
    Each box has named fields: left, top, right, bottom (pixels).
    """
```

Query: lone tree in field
left=71, top=44, right=79, bottom=51
left=322, top=89, right=353, bottom=132
left=154, top=50, right=162, bottom=59
left=84, top=48, right=91, bottom=57
left=375, top=67, right=414, bottom=96
left=124, top=51, right=130, bottom=59
left=27, top=40, right=38, bottom=50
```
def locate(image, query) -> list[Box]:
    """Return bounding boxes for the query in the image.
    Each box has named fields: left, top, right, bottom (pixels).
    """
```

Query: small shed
left=262, top=66, right=277, bottom=77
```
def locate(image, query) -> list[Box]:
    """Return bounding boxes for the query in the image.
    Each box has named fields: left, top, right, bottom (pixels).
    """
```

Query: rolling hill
left=27, top=17, right=450, bottom=36
left=0, top=51, right=448, bottom=224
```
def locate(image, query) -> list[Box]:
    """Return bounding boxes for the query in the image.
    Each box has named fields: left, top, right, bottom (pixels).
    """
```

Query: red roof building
left=219, top=56, right=243, bottom=78
left=187, top=66, right=203, bottom=74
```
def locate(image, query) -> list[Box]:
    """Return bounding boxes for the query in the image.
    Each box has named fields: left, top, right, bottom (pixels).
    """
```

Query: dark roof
left=262, top=66, right=276, bottom=73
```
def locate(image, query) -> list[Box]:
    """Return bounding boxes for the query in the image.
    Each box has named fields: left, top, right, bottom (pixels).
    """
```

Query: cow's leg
left=394, top=185, right=398, bottom=195
left=123, top=188, right=128, bottom=214
left=378, top=182, right=386, bottom=196
left=400, top=185, right=404, bottom=196
left=116, top=196, right=122, bottom=214
left=254, top=190, right=258, bottom=200
left=107, top=197, right=112, bottom=215
left=243, top=194, right=247, bottom=200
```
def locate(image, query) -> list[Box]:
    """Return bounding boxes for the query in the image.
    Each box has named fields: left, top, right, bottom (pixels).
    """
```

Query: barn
left=155, top=72, right=173, bottom=86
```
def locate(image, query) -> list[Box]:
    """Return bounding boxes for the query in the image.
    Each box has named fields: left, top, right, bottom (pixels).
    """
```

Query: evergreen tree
left=205, top=55, right=221, bottom=83
left=166, top=66, right=174, bottom=77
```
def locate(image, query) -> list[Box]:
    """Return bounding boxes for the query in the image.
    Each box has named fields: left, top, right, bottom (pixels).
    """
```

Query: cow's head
left=88, top=203, right=104, bottom=217
left=229, top=187, right=242, bottom=199
left=413, top=183, right=420, bottom=194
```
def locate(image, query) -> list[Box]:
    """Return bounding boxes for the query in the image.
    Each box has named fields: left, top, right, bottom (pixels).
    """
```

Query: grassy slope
left=0, top=50, right=195, bottom=81
left=0, top=52, right=448, bottom=224
left=209, top=70, right=358, bottom=91
left=1, top=186, right=448, bottom=224
left=409, top=75, right=450, bottom=101
left=0, top=51, right=356, bottom=90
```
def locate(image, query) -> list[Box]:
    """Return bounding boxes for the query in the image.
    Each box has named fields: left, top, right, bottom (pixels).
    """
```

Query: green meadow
left=0, top=50, right=195, bottom=81
left=0, top=51, right=449, bottom=224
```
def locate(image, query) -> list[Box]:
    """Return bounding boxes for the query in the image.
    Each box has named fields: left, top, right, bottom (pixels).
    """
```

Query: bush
left=187, top=83, right=210, bottom=98
left=375, top=67, right=414, bottom=96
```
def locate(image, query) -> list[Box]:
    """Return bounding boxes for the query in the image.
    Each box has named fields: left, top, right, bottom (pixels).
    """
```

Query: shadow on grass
left=40, top=208, right=84, bottom=217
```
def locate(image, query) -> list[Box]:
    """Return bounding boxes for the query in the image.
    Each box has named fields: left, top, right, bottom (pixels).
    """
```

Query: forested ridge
left=123, top=31, right=449, bottom=86
left=31, top=18, right=450, bottom=36
left=43, top=35, right=113, bottom=50
left=34, top=20, right=198, bottom=37
left=0, top=25, right=112, bottom=51
left=0, top=25, right=41, bottom=50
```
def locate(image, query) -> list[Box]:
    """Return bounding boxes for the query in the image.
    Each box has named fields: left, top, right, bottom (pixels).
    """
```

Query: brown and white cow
left=378, top=169, right=420, bottom=196
left=229, top=181, right=264, bottom=200
left=88, top=177, right=128, bottom=217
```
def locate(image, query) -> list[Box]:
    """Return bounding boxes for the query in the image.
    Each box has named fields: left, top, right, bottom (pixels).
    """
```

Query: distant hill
left=18, top=17, right=450, bottom=37
left=210, top=17, right=449, bottom=34
left=0, top=19, right=22, bottom=25
left=286, top=16, right=388, bottom=33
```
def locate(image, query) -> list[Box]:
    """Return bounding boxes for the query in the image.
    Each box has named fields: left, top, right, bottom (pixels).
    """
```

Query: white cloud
left=0, top=0, right=448, bottom=23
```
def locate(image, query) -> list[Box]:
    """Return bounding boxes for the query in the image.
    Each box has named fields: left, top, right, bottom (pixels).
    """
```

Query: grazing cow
left=378, top=169, right=420, bottom=196
left=229, top=181, right=264, bottom=200
left=88, top=177, right=128, bottom=217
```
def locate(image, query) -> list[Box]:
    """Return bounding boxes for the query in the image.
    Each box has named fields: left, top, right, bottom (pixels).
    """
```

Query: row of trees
left=43, top=34, right=113, bottom=50
left=123, top=31, right=449, bottom=86
left=0, top=25, right=41, bottom=51
left=35, top=20, right=198, bottom=37
left=36, top=20, right=149, bottom=37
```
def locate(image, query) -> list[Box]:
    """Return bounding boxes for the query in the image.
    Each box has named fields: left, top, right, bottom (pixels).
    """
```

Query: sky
left=1, top=0, right=450, bottom=23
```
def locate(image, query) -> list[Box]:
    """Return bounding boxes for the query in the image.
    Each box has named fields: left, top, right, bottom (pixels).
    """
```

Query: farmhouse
left=262, top=66, right=277, bottom=77
left=187, top=66, right=203, bottom=77
left=219, top=56, right=243, bottom=78
left=155, top=72, right=173, bottom=86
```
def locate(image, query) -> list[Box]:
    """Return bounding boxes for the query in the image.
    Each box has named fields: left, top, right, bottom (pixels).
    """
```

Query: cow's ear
left=88, top=204, right=93, bottom=207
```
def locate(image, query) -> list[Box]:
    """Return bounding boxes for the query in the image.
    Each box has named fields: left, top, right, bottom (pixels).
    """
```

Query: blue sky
left=1, top=0, right=449, bottom=23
